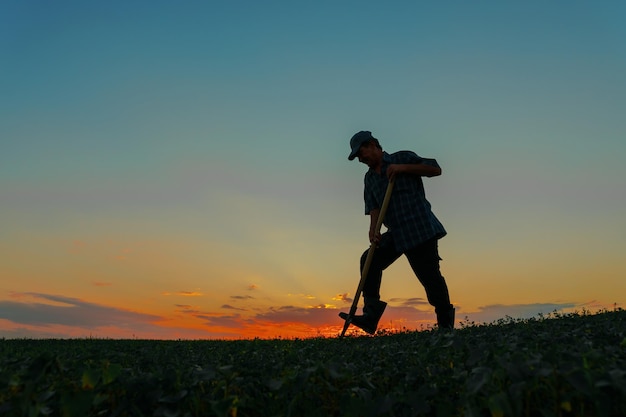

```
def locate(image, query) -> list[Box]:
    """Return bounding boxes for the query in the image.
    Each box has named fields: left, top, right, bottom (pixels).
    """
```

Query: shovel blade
left=339, top=312, right=352, bottom=337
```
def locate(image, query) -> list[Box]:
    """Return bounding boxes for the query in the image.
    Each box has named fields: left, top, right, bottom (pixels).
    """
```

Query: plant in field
left=0, top=309, right=624, bottom=416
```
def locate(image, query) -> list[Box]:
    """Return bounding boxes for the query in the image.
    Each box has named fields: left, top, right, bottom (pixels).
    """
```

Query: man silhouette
left=341, top=131, right=454, bottom=333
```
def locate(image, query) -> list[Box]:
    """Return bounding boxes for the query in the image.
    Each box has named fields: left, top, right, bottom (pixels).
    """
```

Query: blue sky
left=1, top=1, right=625, bottom=338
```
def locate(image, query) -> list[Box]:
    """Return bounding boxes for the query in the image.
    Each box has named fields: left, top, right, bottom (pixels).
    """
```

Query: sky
left=1, top=1, right=625, bottom=339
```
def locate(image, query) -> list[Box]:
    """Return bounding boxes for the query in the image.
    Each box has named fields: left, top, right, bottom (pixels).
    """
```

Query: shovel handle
left=340, top=178, right=395, bottom=337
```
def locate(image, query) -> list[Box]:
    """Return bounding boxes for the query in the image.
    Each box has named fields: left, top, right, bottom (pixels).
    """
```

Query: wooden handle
left=340, top=178, right=395, bottom=337
left=373, top=177, right=395, bottom=237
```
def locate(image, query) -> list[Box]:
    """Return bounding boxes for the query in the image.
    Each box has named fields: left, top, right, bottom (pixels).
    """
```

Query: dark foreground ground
left=1, top=309, right=625, bottom=416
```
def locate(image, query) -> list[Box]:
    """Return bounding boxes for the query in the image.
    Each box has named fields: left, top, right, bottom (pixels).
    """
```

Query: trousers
left=360, top=236, right=452, bottom=312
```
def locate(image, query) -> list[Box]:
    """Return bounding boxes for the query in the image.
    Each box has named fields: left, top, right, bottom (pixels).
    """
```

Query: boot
left=339, top=298, right=387, bottom=335
left=436, top=306, right=455, bottom=330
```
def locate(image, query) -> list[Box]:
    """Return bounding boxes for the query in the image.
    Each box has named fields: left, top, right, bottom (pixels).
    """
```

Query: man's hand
left=369, top=230, right=382, bottom=245
left=386, top=164, right=404, bottom=181
left=368, top=208, right=381, bottom=245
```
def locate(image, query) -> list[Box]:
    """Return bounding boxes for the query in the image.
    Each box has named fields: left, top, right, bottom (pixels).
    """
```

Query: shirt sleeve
left=420, top=157, right=440, bottom=168
left=397, top=150, right=440, bottom=168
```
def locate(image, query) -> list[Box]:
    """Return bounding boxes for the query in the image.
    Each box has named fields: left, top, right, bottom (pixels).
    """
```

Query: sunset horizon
left=0, top=289, right=614, bottom=340
left=2, top=2, right=624, bottom=340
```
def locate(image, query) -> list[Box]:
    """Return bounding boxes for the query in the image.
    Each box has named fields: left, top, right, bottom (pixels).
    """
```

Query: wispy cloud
left=174, top=305, right=205, bottom=315
left=93, top=282, right=112, bottom=287
left=162, top=291, right=204, bottom=297
left=174, top=305, right=249, bottom=334
left=332, top=293, right=351, bottom=303
left=389, top=297, right=428, bottom=307
left=230, top=295, right=254, bottom=301
left=287, top=293, right=316, bottom=300
left=460, top=302, right=579, bottom=324
left=0, top=320, right=76, bottom=339
left=178, top=291, right=204, bottom=297
left=221, top=304, right=246, bottom=311
left=0, top=292, right=162, bottom=328
left=255, top=305, right=340, bottom=327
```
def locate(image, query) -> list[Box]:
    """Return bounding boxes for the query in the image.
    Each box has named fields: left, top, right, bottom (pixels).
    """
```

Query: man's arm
left=387, top=162, right=441, bottom=180
left=368, top=208, right=381, bottom=244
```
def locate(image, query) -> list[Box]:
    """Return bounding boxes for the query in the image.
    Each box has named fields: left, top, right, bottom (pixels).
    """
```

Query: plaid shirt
left=364, top=151, right=447, bottom=252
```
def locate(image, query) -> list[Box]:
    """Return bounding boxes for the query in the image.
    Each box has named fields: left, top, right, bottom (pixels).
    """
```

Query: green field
left=1, top=309, right=625, bottom=417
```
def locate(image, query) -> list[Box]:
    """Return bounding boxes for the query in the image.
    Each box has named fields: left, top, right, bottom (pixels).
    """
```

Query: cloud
left=0, top=292, right=162, bottom=328
left=255, top=305, right=341, bottom=327
left=312, top=304, right=335, bottom=309
left=174, top=305, right=206, bottom=315
left=460, top=302, right=579, bottom=324
left=162, top=291, right=204, bottom=297
left=93, top=282, right=113, bottom=287
left=287, top=293, right=316, bottom=300
left=172, top=305, right=250, bottom=334
left=230, top=295, right=254, bottom=301
left=0, top=320, right=73, bottom=339
left=221, top=304, right=246, bottom=311
left=248, top=284, right=258, bottom=291
left=389, top=297, right=428, bottom=307
left=176, top=291, right=203, bottom=297
left=332, top=293, right=351, bottom=303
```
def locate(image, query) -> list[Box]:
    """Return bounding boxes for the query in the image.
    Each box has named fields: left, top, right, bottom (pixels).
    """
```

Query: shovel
left=340, top=178, right=395, bottom=337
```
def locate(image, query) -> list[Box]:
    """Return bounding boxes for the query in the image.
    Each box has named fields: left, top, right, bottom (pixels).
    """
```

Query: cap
left=348, top=130, right=373, bottom=160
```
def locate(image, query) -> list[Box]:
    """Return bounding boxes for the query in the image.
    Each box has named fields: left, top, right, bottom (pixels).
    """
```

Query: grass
left=1, top=309, right=625, bottom=416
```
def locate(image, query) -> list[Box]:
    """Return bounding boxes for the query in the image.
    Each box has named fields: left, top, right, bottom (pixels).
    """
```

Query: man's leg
left=345, top=234, right=401, bottom=334
left=405, top=239, right=455, bottom=329
left=360, top=235, right=402, bottom=301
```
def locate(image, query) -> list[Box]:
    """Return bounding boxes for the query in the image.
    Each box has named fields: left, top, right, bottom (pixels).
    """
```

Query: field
left=1, top=309, right=625, bottom=417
